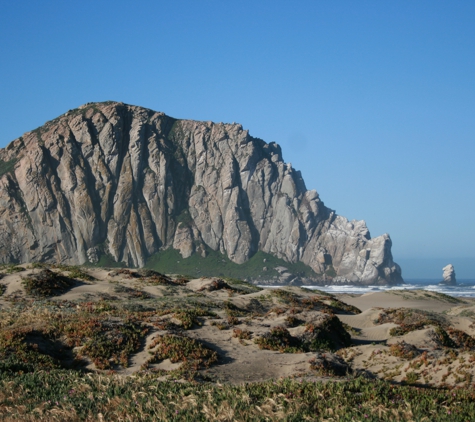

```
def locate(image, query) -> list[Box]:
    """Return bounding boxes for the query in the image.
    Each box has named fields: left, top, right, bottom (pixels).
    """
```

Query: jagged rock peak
left=0, top=101, right=402, bottom=285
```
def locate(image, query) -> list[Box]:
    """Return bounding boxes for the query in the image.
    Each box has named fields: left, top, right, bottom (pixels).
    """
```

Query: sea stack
left=441, top=264, right=456, bottom=285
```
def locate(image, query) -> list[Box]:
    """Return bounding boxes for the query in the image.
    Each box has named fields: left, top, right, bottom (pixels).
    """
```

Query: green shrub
left=254, top=317, right=350, bottom=353
left=81, top=321, right=148, bottom=369
left=388, top=341, right=420, bottom=359
left=254, top=326, right=301, bottom=352
left=232, top=328, right=252, bottom=340
left=405, top=371, right=420, bottom=384
left=22, top=270, right=75, bottom=297
left=145, top=334, right=218, bottom=378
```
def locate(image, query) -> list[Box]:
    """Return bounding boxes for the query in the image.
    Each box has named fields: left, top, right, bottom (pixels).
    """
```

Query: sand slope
left=336, top=290, right=475, bottom=387
left=1, top=266, right=474, bottom=388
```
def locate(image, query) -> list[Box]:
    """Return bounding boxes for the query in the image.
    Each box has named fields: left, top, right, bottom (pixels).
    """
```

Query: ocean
left=302, top=279, right=475, bottom=298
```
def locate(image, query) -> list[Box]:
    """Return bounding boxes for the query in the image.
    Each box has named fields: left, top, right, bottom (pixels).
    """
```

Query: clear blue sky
left=1, top=1, right=474, bottom=278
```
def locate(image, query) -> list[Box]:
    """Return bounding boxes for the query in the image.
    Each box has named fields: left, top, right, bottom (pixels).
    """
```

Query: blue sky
left=1, top=1, right=474, bottom=278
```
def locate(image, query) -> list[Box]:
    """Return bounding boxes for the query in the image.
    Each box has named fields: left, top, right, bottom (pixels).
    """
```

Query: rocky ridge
left=0, top=101, right=402, bottom=285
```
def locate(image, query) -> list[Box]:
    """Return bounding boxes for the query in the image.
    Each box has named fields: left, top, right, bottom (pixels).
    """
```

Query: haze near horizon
left=0, top=1, right=473, bottom=278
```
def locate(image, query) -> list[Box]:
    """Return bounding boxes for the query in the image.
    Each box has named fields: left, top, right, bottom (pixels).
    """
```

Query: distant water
left=301, top=279, right=475, bottom=298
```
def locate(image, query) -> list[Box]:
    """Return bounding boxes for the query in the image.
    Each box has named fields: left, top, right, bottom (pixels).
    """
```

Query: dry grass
left=0, top=373, right=473, bottom=421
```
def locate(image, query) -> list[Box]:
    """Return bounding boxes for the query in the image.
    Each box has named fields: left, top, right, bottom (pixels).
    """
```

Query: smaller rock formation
left=87, top=247, right=99, bottom=264
left=440, top=264, right=456, bottom=285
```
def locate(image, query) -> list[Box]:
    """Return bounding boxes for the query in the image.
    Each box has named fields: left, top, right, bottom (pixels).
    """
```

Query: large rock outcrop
left=0, top=102, right=402, bottom=285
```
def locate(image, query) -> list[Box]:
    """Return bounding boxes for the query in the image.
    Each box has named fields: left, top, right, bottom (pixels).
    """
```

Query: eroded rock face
left=0, top=102, right=402, bottom=285
left=441, top=264, right=456, bottom=285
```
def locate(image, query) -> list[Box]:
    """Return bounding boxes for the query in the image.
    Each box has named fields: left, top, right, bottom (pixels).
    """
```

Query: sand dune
left=1, top=265, right=474, bottom=387
left=337, top=290, right=466, bottom=312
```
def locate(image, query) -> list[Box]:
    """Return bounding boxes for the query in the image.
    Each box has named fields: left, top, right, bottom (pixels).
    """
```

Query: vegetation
left=448, top=328, right=475, bottom=350
left=0, top=158, right=16, bottom=177
left=389, top=289, right=463, bottom=304
left=175, top=208, right=193, bottom=227
left=224, top=277, right=262, bottom=293
left=378, top=308, right=448, bottom=336
left=388, top=341, right=420, bottom=360
left=55, top=265, right=95, bottom=281
left=232, top=328, right=252, bottom=340
left=114, top=284, right=153, bottom=300
left=459, top=309, right=475, bottom=319
left=22, top=270, right=76, bottom=297
left=272, top=288, right=361, bottom=315
left=381, top=308, right=475, bottom=352
left=145, top=334, right=218, bottom=378
left=429, top=291, right=463, bottom=304
left=83, top=246, right=127, bottom=269
left=324, top=264, right=337, bottom=277
left=285, top=315, right=303, bottom=327
left=0, top=373, right=474, bottom=421
left=145, top=248, right=319, bottom=280
left=0, top=300, right=150, bottom=372
left=93, top=253, right=127, bottom=268
left=302, top=316, right=352, bottom=350
left=173, top=308, right=217, bottom=329
left=255, top=315, right=351, bottom=353
left=329, top=298, right=362, bottom=314
left=0, top=264, right=25, bottom=274
left=254, top=326, right=301, bottom=352
left=309, top=353, right=349, bottom=376
left=80, top=320, right=148, bottom=369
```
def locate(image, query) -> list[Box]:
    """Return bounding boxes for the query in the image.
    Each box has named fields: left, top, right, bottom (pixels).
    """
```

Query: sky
left=0, top=1, right=474, bottom=278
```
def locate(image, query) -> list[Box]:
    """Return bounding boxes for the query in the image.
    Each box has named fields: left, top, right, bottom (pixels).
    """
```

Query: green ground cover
left=145, top=248, right=318, bottom=280
left=0, top=371, right=473, bottom=421
left=0, top=159, right=16, bottom=177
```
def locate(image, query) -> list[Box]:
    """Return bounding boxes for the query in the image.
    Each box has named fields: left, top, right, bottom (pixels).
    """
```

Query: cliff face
left=0, top=102, right=402, bottom=284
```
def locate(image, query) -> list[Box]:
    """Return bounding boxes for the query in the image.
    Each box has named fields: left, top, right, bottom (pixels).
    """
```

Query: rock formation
left=0, top=102, right=402, bottom=285
left=441, top=264, right=456, bottom=285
